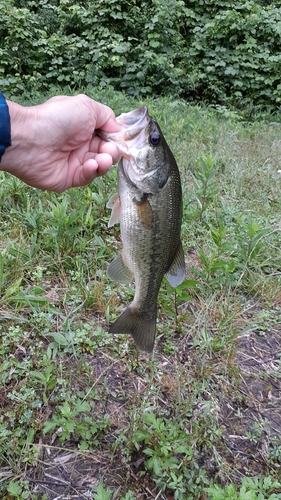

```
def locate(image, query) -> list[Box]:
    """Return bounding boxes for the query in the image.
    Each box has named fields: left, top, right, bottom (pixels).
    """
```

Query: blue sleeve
left=0, top=92, right=11, bottom=162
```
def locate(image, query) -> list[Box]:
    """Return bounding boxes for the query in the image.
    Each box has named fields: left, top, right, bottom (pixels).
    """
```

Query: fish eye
left=149, top=131, right=161, bottom=146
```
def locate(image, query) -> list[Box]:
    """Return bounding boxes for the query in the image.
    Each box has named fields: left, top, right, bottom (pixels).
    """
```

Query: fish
left=98, top=106, right=185, bottom=353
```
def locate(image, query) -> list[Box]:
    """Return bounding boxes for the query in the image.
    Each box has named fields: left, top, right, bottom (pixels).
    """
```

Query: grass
left=0, top=88, right=281, bottom=499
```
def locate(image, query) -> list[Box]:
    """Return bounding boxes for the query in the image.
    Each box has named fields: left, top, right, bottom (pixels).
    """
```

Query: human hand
left=1, top=94, right=120, bottom=192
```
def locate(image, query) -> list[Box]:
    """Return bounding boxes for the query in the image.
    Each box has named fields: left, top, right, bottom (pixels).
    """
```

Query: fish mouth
left=117, top=106, right=148, bottom=131
left=97, top=106, right=149, bottom=158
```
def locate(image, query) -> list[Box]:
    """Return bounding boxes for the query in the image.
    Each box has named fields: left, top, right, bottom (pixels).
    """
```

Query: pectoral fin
left=166, top=241, right=186, bottom=287
left=107, top=253, right=133, bottom=284
left=106, top=193, right=121, bottom=227
left=133, top=194, right=153, bottom=229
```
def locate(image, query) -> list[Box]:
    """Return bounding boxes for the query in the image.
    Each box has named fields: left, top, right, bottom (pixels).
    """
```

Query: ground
left=24, top=304, right=281, bottom=500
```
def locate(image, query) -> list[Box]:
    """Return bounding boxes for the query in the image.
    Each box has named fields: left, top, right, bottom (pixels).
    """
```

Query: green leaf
left=47, top=332, right=68, bottom=346
left=4, top=277, right=23, bottom=298
left=7, top=481, right=22, bottom=496
left=150, top=40, right=160, bottom=48
left=93, top=479, right=112, bottom=500
left=43, top=420, right=58, bottom=434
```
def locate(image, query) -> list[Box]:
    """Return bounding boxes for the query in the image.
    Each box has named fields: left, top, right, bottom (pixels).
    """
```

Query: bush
left=188, top=1, right=281, bottom=107
left=1, top=0, right=281, bottom=107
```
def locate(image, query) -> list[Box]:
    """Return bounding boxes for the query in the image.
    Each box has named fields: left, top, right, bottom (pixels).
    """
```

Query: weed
left=92, top=479, right=113, bottom=500
left=43, top=398, right=110, bottom=445
left=6, top=479, right=46, bottom=500
left=207, top=476, right=281, bottom=499
left=190, top=153, right=220, bottom=220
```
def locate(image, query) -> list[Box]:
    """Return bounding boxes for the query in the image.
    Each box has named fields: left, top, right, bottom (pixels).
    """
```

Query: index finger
left=90, top=135, right=120, bottom=164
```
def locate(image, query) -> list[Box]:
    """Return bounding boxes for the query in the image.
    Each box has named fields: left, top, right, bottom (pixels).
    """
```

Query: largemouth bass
left=98, top=106, right=185, bottom=353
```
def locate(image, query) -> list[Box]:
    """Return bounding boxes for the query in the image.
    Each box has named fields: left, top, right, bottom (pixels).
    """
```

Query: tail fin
left=109, top=306, right=157, bottom=353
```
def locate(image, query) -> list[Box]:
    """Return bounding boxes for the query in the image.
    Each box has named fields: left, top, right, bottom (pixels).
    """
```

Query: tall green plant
left=1, top=0, right=281, bottom=107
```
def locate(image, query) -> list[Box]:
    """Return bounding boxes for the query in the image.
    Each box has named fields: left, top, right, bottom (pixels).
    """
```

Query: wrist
left=0, top=99, right=37, bottom=173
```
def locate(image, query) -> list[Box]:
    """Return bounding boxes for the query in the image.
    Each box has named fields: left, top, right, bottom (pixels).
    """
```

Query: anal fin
left=107, top=253, right=133, bottom=284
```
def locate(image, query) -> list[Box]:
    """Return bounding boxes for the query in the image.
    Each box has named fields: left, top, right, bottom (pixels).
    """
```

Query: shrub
left=1, top=0, right=281, bottom=107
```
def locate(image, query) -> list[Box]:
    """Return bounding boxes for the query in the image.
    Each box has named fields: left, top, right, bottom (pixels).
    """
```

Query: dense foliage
left=1, top=0, right=281, bottom=107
